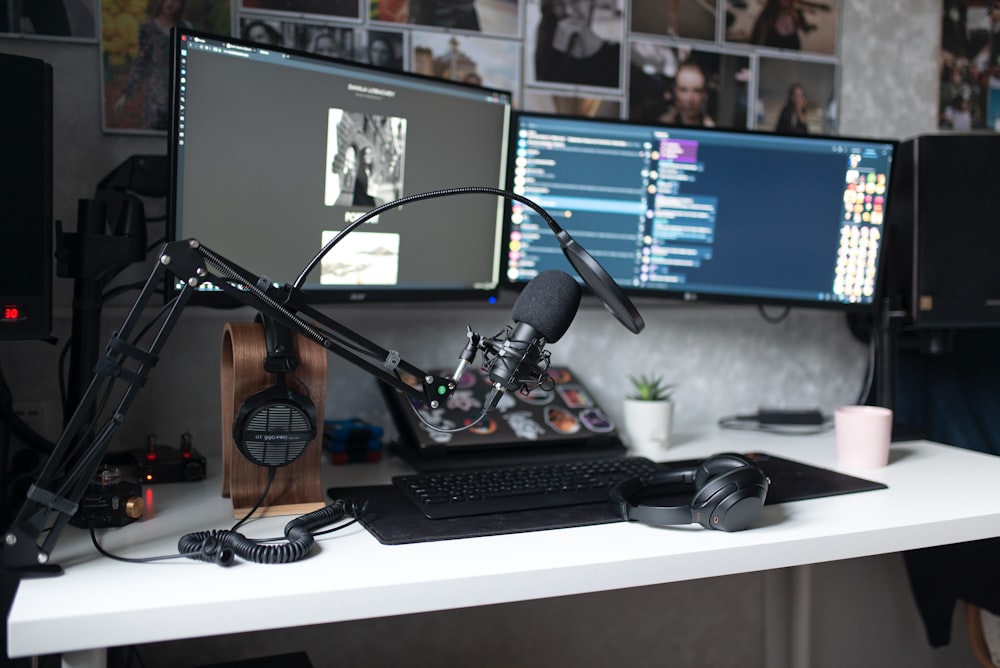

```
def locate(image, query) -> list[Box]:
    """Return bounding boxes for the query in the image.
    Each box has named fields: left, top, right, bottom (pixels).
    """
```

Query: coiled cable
left=178, top=499, right=363, bottom=565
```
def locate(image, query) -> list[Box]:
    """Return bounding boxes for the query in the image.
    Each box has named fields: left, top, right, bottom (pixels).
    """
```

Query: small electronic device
left=167, top=28, right=512, bottom=306
left=132, top=433, right=207, bottom=484
left=505, top=112, right=897, bottom=312
left=69, top=467, right=144, bottom=529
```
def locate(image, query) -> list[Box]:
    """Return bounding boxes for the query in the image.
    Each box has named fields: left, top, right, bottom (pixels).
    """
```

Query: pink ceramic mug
left=834, top=405, right=893, bottom=468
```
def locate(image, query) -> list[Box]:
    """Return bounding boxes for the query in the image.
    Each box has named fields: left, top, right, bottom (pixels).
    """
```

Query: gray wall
left=3, top=1, right=982, bottom=666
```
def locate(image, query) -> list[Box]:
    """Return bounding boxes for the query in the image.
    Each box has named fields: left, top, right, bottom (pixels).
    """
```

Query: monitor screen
left=167, top=28, right=512, bottom=305
left=505, top=112, right=897, bottom=311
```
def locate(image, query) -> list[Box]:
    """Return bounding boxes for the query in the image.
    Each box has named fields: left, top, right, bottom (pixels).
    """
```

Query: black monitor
left=505, top=112, right=897, bottom=312
left=0, top=53, right=53, bottom=340
left=167, top=28, right=512, bottom=306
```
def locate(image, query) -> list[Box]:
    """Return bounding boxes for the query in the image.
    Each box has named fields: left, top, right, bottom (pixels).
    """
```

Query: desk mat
left=327, top=452, right=888, bottom=545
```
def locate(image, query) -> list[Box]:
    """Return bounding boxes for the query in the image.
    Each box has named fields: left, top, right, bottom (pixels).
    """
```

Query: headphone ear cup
left=690, top=461, right=768, bottom=531
left=233, top=385, right=317, bottom=468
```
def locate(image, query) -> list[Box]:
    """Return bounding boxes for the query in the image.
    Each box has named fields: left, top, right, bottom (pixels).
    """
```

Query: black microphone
left=487, top=269, right=581, bottom=394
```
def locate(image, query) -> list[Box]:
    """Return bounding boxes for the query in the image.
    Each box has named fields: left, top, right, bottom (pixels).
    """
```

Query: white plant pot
left=623, top=398, right=674, bottom=460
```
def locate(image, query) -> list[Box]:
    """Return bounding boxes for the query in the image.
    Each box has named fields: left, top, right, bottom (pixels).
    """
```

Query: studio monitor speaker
left=220, top=322, right=326, bottom=518
left=0, top=53, right=52, bottom=340
left=887, top=134, right=1000, bottom=329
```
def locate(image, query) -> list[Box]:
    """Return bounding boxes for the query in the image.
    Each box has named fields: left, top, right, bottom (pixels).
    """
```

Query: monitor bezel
left=502, top=111, right=899, bottom=314
left=165, top=27, right=513, bottom=308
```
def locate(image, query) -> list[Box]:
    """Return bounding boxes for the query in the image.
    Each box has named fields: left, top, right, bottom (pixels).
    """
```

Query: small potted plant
left=623, top=374, right=677, bottom=458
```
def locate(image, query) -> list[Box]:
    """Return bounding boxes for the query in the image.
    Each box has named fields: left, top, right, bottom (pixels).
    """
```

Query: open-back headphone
left=232, top=314, right=317, bottom=469
left=609, top=453, right=769, bottom=532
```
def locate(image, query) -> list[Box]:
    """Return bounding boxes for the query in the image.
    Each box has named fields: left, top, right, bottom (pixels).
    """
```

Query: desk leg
left=790, top=564, right=812, bottom=668
left=61, top=647, right=106, bottom=668
left=764, top=565, right=813, bottom=668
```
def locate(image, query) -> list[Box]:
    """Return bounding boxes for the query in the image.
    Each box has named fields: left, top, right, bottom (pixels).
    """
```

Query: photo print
left=524, top=0, right=625, bottom=89
left=410, top=31, right=520, bottom=99
left=241, top=0, right=361, bottom=21
left=363, top=30, right=406, bottom=69
left=522, top=89, right=621, bottom=117
left=102, top=0, right=231, bottom=133
left=630, top=0, right=716, bottom=41
left=725, top=0, right=838, bottom=56
left=629, top=41, right=749, bottom=129
left=756, top=56, right=836, bottom=134
left=939, top=0, right=1000, bottom=130
left=371, top=0, right=520, bottom=36
left=1, top=0, right=97, bottom=40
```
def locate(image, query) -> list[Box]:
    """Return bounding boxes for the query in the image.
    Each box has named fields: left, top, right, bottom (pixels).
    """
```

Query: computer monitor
left=505, top=112, right=897, bottom=312
left=167, top=28, right=512, bottom=306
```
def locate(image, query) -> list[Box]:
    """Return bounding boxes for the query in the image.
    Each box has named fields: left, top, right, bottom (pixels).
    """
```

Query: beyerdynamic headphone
left=609, top=453, right=769, bottom=532
left=232, top=314, right=317, bottom=469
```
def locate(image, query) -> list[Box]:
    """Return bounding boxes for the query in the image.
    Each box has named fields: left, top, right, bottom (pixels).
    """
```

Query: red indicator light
left=3, top=306, right=21, bottom=321
left=146, top=453, right=157, bottom=461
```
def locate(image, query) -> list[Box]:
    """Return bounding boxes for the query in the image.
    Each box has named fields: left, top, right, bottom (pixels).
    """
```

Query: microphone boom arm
left=2, top=238, right=458, bottom=575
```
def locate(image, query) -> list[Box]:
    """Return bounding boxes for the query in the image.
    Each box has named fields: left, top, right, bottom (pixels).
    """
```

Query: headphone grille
left=240, top=403, right=313, bottom=467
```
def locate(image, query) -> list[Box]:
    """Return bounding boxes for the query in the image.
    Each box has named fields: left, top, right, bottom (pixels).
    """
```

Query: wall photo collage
left=1, top=0, right=842, bottom=135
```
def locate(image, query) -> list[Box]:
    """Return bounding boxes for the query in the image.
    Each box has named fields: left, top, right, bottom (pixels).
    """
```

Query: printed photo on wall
left=725, top=0, right=837, bottom=56
left=939, top=0, right=999, bottom=131
left=102, top=0, right=231, bottom=133
left=241, top=0, right=361, bottom=21
left=295, top=23, right=362, bottom=59
left=525, top=0, right=625, bottom=90
left=371, top=0, right=520, bottom=36
left=628, top=42, right=749, bottom=129
left=522, top=89, right=621, bottom=117
left=410, top=31, right=520, bottom=102
left=630, top=0, right=715, bottom=41
left=1, top=0, right=97, bottom=40
left=756, top=56, right=836, bottom=135
left=239, top=16, right=288, bottom=46
left=362, top=30, right=406, bottom=70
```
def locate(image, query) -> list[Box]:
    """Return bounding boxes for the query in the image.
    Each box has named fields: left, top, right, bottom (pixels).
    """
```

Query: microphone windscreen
left=511, top=269, right=581, bottom=343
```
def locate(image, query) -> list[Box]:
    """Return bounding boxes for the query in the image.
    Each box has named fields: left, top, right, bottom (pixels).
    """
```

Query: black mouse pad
left=327, top=452, right=888, bottom=545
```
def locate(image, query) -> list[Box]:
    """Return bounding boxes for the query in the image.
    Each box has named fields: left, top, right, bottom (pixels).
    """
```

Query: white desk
left=8, top=430, right=1000, bottom=667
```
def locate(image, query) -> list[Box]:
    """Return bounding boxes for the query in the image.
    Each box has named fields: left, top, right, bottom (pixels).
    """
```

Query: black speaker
left=232, top=316, right=317, bottom=469
left=887, top=134, right=1000, bottom=330
left=608, top=453, right=769, bottom=532
left=0, top=53, right=53, bottom=340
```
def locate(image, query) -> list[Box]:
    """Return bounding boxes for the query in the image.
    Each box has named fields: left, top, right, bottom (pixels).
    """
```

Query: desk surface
left=8, top=430, right=1000, bottom=659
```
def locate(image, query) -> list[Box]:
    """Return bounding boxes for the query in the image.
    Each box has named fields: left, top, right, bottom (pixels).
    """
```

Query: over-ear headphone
left=609, top=453, right=769, bottom=532
left=232, top=315, right=317, bottom=468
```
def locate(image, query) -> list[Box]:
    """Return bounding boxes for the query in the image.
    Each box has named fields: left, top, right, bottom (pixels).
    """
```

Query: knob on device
left=69, top=467, right=145, bottom=529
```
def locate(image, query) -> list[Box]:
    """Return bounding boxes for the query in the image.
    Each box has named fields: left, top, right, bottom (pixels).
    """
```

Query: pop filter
left=296, top=186, right=645, bottom=335
left=553, top=229, right=645, bottom=335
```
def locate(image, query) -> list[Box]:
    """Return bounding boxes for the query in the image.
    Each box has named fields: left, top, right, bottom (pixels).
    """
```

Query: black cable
left=757, top=304, right=792, bottom=324
left=230, top=466, right=277, bottom=533
left=717, top=412, right=833, bottom=435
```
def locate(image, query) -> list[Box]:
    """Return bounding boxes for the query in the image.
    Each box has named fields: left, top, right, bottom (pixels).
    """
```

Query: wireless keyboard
left=393, top=456, right=662, bottom=519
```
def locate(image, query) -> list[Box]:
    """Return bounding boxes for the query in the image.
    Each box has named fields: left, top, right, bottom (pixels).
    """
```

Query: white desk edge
left=8, top=430, right=1000, bottom=663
